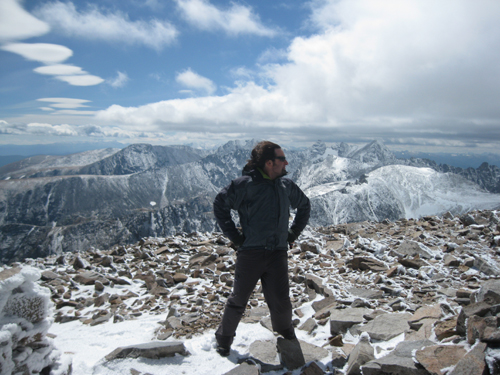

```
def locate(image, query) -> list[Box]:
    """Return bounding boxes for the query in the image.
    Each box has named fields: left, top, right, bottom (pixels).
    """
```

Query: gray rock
left=415, top=345, right=467, bottom=375
left=407, top=304, right=442, bottom=327
left=348, top=287, right=383, bottom=300
left=277, top=337, right=306, bottom=370
left=105, top=341, right=189, bottom=361
left=331, top=351, right=347, bottom=369
left=346, top=334, right=375, bottom=375
left=222, top=362, right=260, bottom=375
left=73, top=271, right=109, bottom=286
left=299, top=340, right=329, bottom=364
left=449, top=342, right=487, bottom=375
left=405, top=318, right=436, bottom=341
left=41, top=270, right=59, bottom=281
left=306, top=274, right=330, bottom=296
left=474, top=279, right=500, bottom=305
left=299, top=318, right=318, bottom=334
left=351, top=312, right=411, bottom=341
left=300, top=361, right=325, bottom=375
left=396, top=240, right=433, bottom=259
left=443, top=253, right=461, bottom=267
left=473, top=254, right=500, bottom=276
left=330, top=308, right=372, bottom=336
left=248, top=340, right=283, bottom=372
left=457, top=301, right=494, bottom=336
left=362, top=340, right=434, bottom=375
left=349, top=257, right=388, bottom=272
left=467, top=315, right=500, bottom=345
left=312, top=296, right=337, bottom=312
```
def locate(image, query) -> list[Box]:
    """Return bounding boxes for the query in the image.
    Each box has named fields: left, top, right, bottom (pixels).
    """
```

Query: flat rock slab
left=351, top=312, right=411, bottom=341
left=300, top=340, right=329, bottom=364
left=348, top=287, right=384, bottom=300
left=277, top=338, right=306, bottom=370
left=248, top=340, right=283, bottom=372
left=222, top=362, right=260, bottom=375
left=415, top=345, right=467, bottom=375
left=330, top=308, right=372, bottom=335
left=449, top=342, right=487, bottom=375
left=362, top=339, right=434, bottom=375
left=105, top=341, right=189, bottom=361
left=408, top=304, right=442, bottom=325
left=396, top=240, right=433, bottom=259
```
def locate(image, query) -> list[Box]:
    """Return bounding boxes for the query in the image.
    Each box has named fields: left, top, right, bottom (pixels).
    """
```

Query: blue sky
left=1, top=0, right=500, bottom=154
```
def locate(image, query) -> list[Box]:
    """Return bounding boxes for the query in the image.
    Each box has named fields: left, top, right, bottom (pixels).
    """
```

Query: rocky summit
left=3, top=209, right=500, bottom=374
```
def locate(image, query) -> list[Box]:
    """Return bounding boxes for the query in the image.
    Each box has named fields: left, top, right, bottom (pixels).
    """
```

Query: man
left=213, top=140, right=311, bottom=356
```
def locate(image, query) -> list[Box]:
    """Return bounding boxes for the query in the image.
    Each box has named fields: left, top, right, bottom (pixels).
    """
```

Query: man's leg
left=215, top=250, right=264, bottom=354
left=261, top=250, right=295, bottom=338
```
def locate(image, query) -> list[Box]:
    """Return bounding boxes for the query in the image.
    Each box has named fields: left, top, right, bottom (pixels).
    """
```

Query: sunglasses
left=274, top=156, right=287, bottom=162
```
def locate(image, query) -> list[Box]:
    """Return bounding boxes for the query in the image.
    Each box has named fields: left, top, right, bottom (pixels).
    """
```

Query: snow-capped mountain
left=0, top=140, right=499, bottom=264
left=306, top=165, right=500, bottom=226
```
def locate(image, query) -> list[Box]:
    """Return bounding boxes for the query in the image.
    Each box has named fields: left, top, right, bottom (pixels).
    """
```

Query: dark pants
left=215, top=249, right=293, bottom=343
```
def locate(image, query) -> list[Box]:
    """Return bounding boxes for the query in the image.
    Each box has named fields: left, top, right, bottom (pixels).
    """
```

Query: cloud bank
left=93, top=0, right=500, bottom=150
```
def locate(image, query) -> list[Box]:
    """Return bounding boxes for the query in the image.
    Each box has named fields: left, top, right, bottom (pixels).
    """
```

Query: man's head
left=246, top=140, right=288, bottom=180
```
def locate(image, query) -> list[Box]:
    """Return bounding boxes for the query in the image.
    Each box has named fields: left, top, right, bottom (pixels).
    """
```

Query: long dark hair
left=244, top=141, right=281, bottom=170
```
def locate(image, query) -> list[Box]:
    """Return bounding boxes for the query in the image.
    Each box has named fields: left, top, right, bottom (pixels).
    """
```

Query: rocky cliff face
left=1, top=140, right=499, bottom=265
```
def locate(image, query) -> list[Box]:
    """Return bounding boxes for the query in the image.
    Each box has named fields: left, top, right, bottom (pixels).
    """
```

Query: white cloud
left=176, top=69, right=216, bottom=95
left=55, top=75, right=104, bottom=86
left=0, top=0, right=50, bottom=42
left=95, top=0, right=500, bottom=150
left=0, top=121, right=171, bottom=140
left=1, top=43, right=73, bottom=64
left=54, top=110, right=96, bottom=115
left=31, top=61, right=104, bottom=87
left=34, top=64, right=86, bottom=76
left=37, top=98, right=91, bottom=110
left=36, top=98, right=94, bottom=114
left=26, top=123, right=79, bottom=136
left=34, top=1, right=178, bottom=50
left=108, top=72, right=129, bottom=88
left=175, top=0, right=277, bottom=37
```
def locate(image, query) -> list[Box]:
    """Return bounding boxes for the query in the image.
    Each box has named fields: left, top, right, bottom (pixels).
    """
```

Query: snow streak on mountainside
left=0, top=148, right=121, bottom=180
left=0, top=140, right=499, bottom=264
left=306, top=165, right=500, bottom=226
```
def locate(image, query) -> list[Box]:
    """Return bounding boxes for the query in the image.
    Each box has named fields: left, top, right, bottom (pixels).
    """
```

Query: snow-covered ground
left=48, top=293, right=403, bottom=375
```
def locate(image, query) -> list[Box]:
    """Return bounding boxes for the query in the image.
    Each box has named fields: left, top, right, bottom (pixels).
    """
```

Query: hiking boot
left=216, top=344, right=230, bottom=357
left=215, top=333, right=233, bottom=357
left=277, top=326, right=296, bottom=340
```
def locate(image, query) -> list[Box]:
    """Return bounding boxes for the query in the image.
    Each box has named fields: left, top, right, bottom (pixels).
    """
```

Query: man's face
left=266, top=148, right=288, bottom=180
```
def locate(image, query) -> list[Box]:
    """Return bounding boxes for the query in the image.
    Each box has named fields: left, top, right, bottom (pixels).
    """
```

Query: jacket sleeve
left=288, top=182, right=311, bottom=235
left=213, top=180, right=245, bottom=243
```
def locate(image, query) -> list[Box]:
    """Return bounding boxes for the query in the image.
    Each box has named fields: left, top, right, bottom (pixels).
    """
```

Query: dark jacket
left=213, top=168, right=311, bottom=251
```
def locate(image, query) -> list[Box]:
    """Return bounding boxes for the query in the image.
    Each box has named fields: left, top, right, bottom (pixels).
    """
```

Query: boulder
left=414, top=345, right=467, bottom=375
left=449, top=342, right=487, bottom=375
left=222, top=362, right=260, bottom=375
left=105, top=341, right=189, bottom=361
left=362, top=339, right=434, bottom=375
left=276, top=338, right=306, bottom=370
left=351, top=312, right=411, bottom=341
left=346, top=333, right=375, bottom=375
left=330, top=308, right=372, bottom=336
left=396, top=241, right=434, bottom=259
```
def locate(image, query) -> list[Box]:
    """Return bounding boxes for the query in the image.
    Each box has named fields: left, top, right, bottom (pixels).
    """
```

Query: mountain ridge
left=1, top=140, right=499, bottom=264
